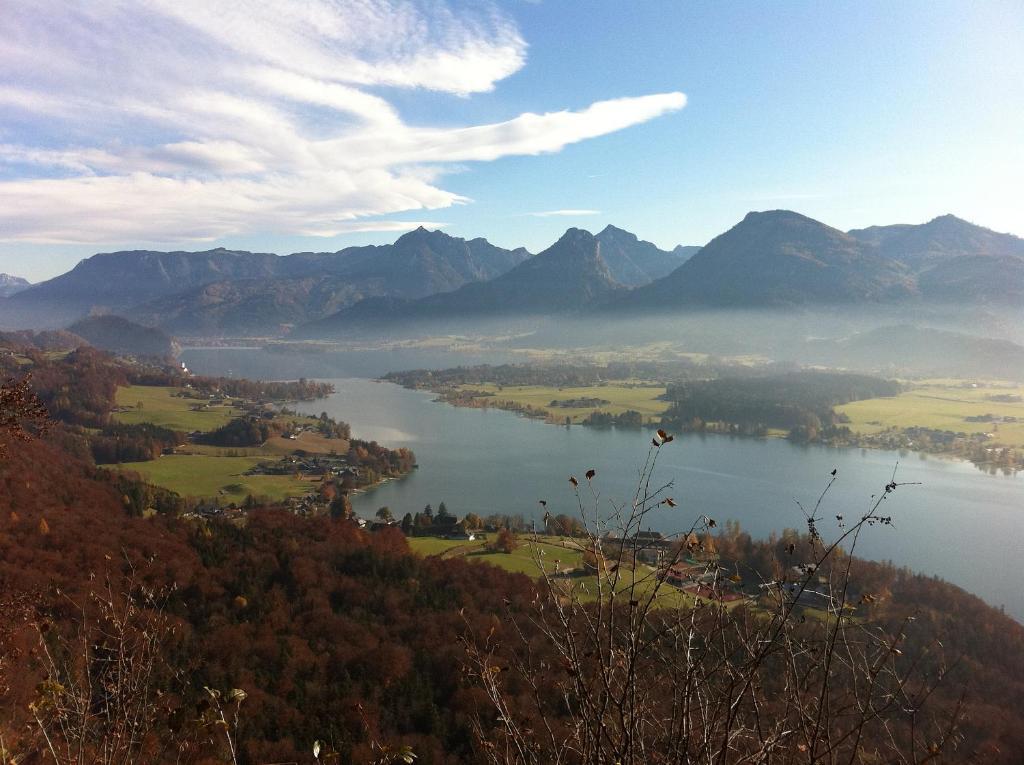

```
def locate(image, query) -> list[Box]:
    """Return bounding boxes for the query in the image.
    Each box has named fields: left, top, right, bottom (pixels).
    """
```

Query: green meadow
left=107, top=384, right=346, bottom=502
left=408, top=536, right=700, bottom=608
left=114, top=385, right=244, bottom=432
left=457, top=382, right=669, bottom=423
left=114, top=454, right=315, bottom=503
left=838, top=379, right=1024, bottom=448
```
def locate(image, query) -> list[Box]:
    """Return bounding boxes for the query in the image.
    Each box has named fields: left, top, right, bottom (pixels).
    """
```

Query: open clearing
left=114, top=385, right=245, bottom=432
left=178, top=429, right=348, bottom=458
left=109, top=384, right=348, bottom=501
left=838, top=379, right=1024, bottom=448
left=111, top=454, right=315, bottom=503
left=456, top=382, right=669, bottom=423
left=408, top=536, right=701, bottom=608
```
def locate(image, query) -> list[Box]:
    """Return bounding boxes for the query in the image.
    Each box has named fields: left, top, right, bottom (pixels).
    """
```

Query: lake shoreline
left=380, top=377, right=1019, bottom=478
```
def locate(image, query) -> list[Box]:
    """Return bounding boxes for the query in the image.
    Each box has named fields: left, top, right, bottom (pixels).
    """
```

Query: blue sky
left=1, top=0, right=1022, bottom=281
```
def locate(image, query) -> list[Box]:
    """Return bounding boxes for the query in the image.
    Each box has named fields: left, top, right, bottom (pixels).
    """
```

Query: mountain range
left=297, top=227, right=627, bottom=334
left=305, top=211, right=1024, bottom=333
left=592, top=225, right=698, bottom=286
left=619, top=210, right=918, bottom=309
left=0, top=229, right=531, bottom=334
left=618, top=210, right=1024, bottom=312
left=1, top=211, right=1021, bottom=339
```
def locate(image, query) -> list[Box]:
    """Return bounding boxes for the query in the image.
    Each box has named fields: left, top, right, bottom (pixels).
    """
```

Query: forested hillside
left=2, top=426, right=1024, bottom=761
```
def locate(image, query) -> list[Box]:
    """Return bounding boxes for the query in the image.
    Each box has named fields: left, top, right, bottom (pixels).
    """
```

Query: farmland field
left=114, top=385, right=244, bottom=432
left=838, top=379, right=1024, bottom=448
left=408, top=535, right=700, bottom=608
left=456, top=381, right=669, bottom=423
left=112, top=454, right=315, bottom=502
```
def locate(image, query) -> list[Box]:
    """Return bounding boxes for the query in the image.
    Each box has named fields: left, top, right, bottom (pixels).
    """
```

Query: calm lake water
left=182, top=349, right=1024, bottom=620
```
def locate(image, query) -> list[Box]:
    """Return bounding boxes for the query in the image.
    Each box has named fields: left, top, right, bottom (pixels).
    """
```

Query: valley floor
left=837, top=378, right=1024, bottom=449
left=106, top=384, right=352, bottom=504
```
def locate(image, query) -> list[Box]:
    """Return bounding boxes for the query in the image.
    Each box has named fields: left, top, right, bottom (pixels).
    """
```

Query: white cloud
left=0, top=1, right=685, bottom=244
left=528, top=209, right=601, bottom=217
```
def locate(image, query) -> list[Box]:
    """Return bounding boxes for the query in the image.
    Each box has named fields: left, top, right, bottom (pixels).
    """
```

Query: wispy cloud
left=0, top=1, right=685, bottom=244
left=527, top=209, right=602, bottom=217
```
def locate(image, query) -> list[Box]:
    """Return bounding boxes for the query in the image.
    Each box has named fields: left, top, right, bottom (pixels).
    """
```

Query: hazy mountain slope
left=848, top=214, right=1024, bottom=270
left=6, top=214, right=1021, bottom=335
left=315, top=227, right=531, bottom=297
left=2, top=248, right=283, bottom=328
left=1, top=230, right=529, bottom=333
left=799, top=324, right=1024, bottom=379
left=0, top=328, right=85, bottom=352
left=127, top=276, right=372, bottom=336
left=622, top=210, right=915, bottom=309
left=0, top=274, right=30, bottom=297
left=299, top=228, right=623, bottom=334
left=438, top=228, right=622, bottom=311
left=67, top=314, right=177, bottom=358
left=917, top=254, right=1024, bottom=304
left=593, top=225, right=697, bottom=286
left=126, top=229, right=531, bottom=336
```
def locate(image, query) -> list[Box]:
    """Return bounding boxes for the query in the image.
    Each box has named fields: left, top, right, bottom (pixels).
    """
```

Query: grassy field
left=837, top=379, right=1024, bottom=448
left=179, top=430, right=348, bottom=458
left=114, top=385, right=244, bottom=432
left=113, top=454, right=315, bottom=503
left=409, top=536, right=583, bottom=573
left=408, top=536, right=699, bottom=608
left=457, top=382, right=669, bottom=423
left=108, top=384, right=348, bottom=501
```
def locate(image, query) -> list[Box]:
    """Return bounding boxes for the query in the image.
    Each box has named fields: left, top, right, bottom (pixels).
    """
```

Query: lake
left=183, top=349, right=1024, bottom=620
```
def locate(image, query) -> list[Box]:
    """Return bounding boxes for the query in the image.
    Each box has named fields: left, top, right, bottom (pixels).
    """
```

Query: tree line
left=662, top=371, right=900, bottom=441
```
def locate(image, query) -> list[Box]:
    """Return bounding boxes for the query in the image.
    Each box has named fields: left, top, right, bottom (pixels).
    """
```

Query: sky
left=1, top=0, right=1022, bottom=281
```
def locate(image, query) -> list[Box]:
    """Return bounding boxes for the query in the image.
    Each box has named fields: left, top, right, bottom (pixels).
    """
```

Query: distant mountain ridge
left=0, top=229, right=532, bottom=334
left=0, top=273, right=31, bottom=298
left=300, top=210, right=1022, bottom=336
left=299, top=228, right=625, bottom=333
left=2, top=248, right=283, bottom=328
left=3, top=212, right=1021, bottom=338
left=593, top=225, right=697, bottom=286
left=124, top=228, right=532, bottom=335
left=848, top=214, right=1024, bottom=270
left=618, top=210, right=917, bottom=310
left=799, top=324, right=1024, bottom=380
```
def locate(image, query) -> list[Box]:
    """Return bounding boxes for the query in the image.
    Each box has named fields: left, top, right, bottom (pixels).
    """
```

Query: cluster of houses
left=183, top=490, right=332, bottom=521
left=597, top=529, right=841, bottom=610
left=182, top=502, right=246, bottom=522
left=247, top=454, right=357, bottom=480
left=599, top=529, right=719, bottom=566
left=283, top=493, right=331, bottom=516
